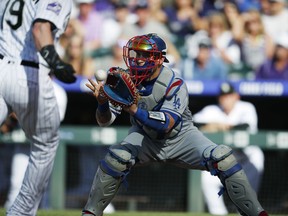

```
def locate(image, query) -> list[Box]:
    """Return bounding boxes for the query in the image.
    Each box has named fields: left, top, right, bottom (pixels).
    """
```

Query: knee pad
left=203, top=145, right=242, bottom=182
left=100, top=145, right=135, bottom=180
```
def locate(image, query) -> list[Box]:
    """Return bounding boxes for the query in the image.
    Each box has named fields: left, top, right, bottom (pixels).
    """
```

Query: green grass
left=0, top=209, right=286, bottom=216
left=36, top=211, right=231, bottom=216
left=0, top=209, right=237, bottom=216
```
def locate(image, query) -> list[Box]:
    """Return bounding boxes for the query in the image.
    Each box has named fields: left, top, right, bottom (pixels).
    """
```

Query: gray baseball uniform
left=0, top=0, right=72, bottom=215
left=82, top=33, right=268, bottom=216
left=118, top=66, right=217, bottom=169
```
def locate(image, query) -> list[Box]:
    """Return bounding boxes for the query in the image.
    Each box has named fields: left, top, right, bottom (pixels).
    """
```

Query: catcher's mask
left=123, top=33, right=169, bottom=86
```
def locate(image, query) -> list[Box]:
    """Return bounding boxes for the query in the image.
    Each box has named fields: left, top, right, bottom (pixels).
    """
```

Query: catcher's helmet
left=123, top=33, right=169, bottom=86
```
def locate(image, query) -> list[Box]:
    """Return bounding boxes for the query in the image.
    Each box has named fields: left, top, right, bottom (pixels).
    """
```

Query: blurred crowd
left=60, top=0, right=288, bottom=81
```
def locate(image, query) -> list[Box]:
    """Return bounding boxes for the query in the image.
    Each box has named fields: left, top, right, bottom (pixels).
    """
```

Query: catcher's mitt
left=100, top=67, right=138, bottom=107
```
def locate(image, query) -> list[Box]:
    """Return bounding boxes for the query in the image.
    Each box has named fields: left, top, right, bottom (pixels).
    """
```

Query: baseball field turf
left=0, top=210, right=234, bottom=216
left=0, top=209, right=286, bottom=216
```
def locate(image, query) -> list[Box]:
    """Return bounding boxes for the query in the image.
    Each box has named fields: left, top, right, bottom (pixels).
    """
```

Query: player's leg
left=4, top=151, right=29, bottom=209
left=202, top=144, right=268, bottom=216
left=82, top=144, right=136, bottom=216
left=0, top=92, right=10, bottom=208
left=0, top=97, right=9, bottom=126
left=82, top=130, right=157, bottom=216
left=0, top=61, right=9, bottom=125
left=7, top=65, right=60, bottom=216
left=166, top=128, right=268, bottom=216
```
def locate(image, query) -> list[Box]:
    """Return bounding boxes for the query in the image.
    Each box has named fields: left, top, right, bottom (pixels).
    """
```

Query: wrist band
left=39, top=44, right=61, bottom=68
left=98, top=102, right=109, bottom=113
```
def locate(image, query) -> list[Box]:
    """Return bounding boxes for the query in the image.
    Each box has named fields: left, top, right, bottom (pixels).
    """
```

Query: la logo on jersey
left=47, top=2, right=62, bottom=15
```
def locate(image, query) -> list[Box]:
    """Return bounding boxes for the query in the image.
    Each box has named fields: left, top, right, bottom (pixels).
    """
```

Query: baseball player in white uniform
left=0, top=0, right=76, bottom=215
left=83, top=33, right=268, bottom=216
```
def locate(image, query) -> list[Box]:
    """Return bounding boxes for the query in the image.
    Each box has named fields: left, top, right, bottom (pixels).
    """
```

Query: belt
left=0, top=53, right=39, bottom=69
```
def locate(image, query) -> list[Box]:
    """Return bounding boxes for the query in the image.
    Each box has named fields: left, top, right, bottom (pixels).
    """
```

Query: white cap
left=276, top=32, right=288, bottom=49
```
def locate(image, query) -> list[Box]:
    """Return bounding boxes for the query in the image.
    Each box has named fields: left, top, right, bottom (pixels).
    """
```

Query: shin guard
left=203, top=145, right=268, bottom=216
left=225, top=169, right=265, bottom=216
left=82, top=166, right=122, bottom=216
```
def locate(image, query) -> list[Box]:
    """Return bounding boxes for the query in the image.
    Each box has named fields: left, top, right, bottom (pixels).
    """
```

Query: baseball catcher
left=83, top=33, right=268, bottom=216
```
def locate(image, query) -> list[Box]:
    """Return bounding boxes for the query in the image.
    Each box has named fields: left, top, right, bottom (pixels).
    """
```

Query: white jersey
left=193, top=100, right=258, bottom=133
left=0, top=0, right=72, bottom=62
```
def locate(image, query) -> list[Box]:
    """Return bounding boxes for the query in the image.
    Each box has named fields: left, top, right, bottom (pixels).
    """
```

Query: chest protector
left=132, top=66, right=183, bottom=139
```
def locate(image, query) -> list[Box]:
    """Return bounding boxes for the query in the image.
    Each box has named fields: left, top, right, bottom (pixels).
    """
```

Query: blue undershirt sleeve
left=97, top=102, right=109, bottom=113
left=133, top=108, right=179, bottom=132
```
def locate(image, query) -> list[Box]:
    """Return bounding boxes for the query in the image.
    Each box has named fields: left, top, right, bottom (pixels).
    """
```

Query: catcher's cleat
left=81, top=210, right=98, bottom=216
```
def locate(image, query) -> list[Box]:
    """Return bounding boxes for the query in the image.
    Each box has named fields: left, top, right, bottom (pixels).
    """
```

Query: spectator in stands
left=163, top=0, right=204, bottom=53
left=234, top=9, right=275, bottom=73
left=75, top=0, right=105, bottom=57
left=205, top=12, right=241, bottom=67
left=222, top=2, right=243, bottom=42
left=94, top=38, right=128, bottom=71
left=181, top=31, right=228, bottom=80
left=121, top=0, right=181, bottom=66
left=147, top=0, right=167, bottom=23
left=193, top=81, right=265, bottom=215
left=93, top=0, right=115, bottom=18
left=63, top=34, right=96, bottom=78
left=261, top=0, right=288, bottom=42
left=100, top=1, right=136, bottom=50
left=196, top=0, right=224, bottom=17
left=56, top=18, right=84, bottom=58
left=231, top=0, right=261, bottom=13
left=259, top=0, right=271, bottom=15
left=198, top=0, right=260, bottom=17
left=255, top=32, right=288, bottom=80
left=221, top=2, right=250, bottom=80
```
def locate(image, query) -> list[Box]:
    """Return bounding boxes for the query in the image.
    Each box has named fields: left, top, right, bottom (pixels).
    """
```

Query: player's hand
left=86, top=78, right=108, bottom=105
left=53, top=61, right=77, bottom=84
left=39, top=44, right=76, bottom=84
left=123, top=104, right=138, bottom=115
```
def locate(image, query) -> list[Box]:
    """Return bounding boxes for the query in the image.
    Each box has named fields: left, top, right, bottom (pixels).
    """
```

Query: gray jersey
left=131, top=66, right=195, bottom=143
left=0, top=0, right=72, bottom=215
